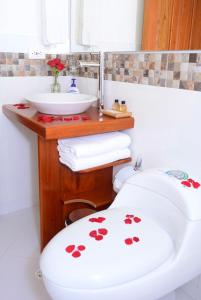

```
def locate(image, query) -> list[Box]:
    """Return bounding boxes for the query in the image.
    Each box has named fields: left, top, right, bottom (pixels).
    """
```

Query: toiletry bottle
left=119, top=100, right=127, bottom=112
left=68, top=78, right=79, bottom=93
left=112, top=99, right=120, bottom=111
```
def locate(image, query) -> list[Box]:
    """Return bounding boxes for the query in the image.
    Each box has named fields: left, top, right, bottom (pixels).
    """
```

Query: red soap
left=65, top=245, right=75, bottom=253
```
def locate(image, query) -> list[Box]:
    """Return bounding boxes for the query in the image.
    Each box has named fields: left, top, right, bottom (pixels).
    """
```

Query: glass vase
left=51, top=76, right=61, bottom=93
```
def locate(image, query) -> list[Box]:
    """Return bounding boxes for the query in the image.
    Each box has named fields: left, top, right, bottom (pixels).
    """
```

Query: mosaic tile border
left=0, top=52, right=201, bottom=91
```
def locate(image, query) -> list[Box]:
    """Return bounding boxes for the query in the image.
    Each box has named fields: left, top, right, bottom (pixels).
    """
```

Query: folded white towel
left=58, top=132, right=131, bottom=158
left=59, top=148, right=131, bottom=172
left=42, top=0, right=69, bottom=45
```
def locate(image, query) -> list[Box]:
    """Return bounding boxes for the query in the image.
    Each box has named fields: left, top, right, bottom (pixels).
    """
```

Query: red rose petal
left=89, top=230, right=97, bottom=238
left=192, top=181, right=200, bottom=189
left=125, top=238, right=133, bottom=245
left=126, top=214, right=134, bottom=218
left=133, top=217, right=141, bottom=223
left=73, top=115, right=80, bottom=120
left=89, top=218, right=96, bottom=222
left=98, top=228, right=108, bottom=235
left=77, top=245, right=86, bottom=251
left=188, top=178, right=194, bottom=183
left=97, top=217, right=106, bottom=223
left=64, top=117, right=73, bottom=121
left=72, top=251, right=81, bottom=258
left=124, top=218, right=132, bottom=224
left=65, top=245, right=75, bottom=253
left=95, top=235, right=103, bottom=241
left=181, top=180, right=191, bottom=187
left=54, top=116, right=63, bottom=121
left=82, top=115, right=90, bottom=121
left=133, top=237, right=140, bottom=242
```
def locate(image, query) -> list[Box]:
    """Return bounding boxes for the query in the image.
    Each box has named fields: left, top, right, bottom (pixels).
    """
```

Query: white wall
left=104, top=81, right=201, bottom=177
left=0, top=0, right=70, bottom=53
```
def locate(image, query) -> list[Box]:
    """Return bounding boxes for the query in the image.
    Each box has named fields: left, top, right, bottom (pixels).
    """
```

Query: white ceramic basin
left=25, top=93, right=97, bottom=115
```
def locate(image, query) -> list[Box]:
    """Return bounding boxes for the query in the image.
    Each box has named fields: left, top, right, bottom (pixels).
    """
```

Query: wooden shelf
left=3, top=105, right=134, bottom=140
left=78, top=157, right=132, bottom=173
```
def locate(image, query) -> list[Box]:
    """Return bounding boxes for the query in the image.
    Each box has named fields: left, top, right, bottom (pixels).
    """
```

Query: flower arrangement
left=47, top=58, right=65, bottom=93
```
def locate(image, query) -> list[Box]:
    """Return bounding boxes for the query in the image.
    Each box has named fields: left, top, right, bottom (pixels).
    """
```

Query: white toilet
left=40, top=169, right=201, bottom=300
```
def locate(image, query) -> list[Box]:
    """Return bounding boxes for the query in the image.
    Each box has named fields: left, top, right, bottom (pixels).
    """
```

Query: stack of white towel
left=58, top=132, right=131, bottom=171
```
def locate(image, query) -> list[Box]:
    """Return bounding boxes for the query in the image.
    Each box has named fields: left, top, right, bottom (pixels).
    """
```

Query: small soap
left=102, top=109, right=132, bottom=118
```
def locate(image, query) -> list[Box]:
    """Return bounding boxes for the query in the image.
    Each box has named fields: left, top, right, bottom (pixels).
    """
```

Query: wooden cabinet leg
left=38, top=137, right=63, bottom=250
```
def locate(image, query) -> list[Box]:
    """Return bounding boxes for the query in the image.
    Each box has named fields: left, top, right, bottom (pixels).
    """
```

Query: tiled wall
left=0, top=52, right=201, bottom=91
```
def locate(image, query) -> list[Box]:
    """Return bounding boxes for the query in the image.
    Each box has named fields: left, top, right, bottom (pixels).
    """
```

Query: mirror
left=70, top=0, right=201, bottom=53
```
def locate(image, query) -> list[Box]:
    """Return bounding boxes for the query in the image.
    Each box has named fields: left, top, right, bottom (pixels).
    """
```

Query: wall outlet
left=28, top=50, right=46, bottom=59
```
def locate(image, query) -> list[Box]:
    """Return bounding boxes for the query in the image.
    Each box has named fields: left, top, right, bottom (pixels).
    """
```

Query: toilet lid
left=40, top=207, right=174, bottom=289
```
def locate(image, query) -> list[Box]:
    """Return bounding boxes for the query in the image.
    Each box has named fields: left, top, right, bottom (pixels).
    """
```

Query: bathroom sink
left=25, top=93, right=97, bottom=115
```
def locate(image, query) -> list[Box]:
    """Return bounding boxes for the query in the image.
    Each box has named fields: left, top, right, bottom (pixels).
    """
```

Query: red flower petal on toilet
left=89, top=217, right=96, bottom=222
left=77, top=245, right=86, bottom=251
left=125, top=238, right=133, bottom=245
left=98, top=228, right=108, bottom=235
left=65, top=245, right=75, bottom=253
left=89, top=217, right=106, bottom=223
left=72, top=251, right=81, bottom=258
left=89, top=230, right=97, bottom=238
left=133, top=237, right=140, bottom=242
left=97, top=217, right=106, bottom=223
left=181, top=180, right=191, bottom=187
left=192, top=181, right=200, bottom=189
left=126, top=214, right=134, bottom=218
left=133, top=217, right=141, bottom=223
left=95, top=235, right=103, bottom=241
left=124, top=218, right=132, bottom=224
left=188, top=178, right=194, bottom=183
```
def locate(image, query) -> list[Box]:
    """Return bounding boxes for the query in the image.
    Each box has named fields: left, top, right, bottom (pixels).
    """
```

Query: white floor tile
left=175, top=288, right=194, bottom=300
left=0, top=252, right=50, bottom=300
left=0, top=206, right=51, bottom=300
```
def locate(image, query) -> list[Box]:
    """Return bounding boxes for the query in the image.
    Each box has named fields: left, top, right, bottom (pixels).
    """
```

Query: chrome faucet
left=79, top=52, right=104, bottom=107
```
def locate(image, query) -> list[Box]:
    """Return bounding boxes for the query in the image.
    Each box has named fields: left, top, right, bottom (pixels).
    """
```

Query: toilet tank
left=114, top=169, right=201, bottom=221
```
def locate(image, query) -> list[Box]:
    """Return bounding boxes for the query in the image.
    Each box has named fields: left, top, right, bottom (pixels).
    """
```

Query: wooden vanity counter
left=3, top=105, right=134, bottom=140
left=3, top=104, right=134, bottom=250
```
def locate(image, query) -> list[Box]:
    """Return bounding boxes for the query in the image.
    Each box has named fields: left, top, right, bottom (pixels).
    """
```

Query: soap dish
left=102, top=109, right=132, bottom=118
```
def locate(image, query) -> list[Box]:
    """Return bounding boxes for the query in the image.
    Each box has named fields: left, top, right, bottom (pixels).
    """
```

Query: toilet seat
left=40, top=207, right=174, bottom=290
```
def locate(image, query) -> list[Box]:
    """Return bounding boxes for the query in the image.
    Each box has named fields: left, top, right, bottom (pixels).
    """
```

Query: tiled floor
left=0, top=206, right=194, bottom=300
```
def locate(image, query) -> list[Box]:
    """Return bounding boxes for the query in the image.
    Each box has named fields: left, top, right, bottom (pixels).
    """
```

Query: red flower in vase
left=47, top=58, right=65, bottom=92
